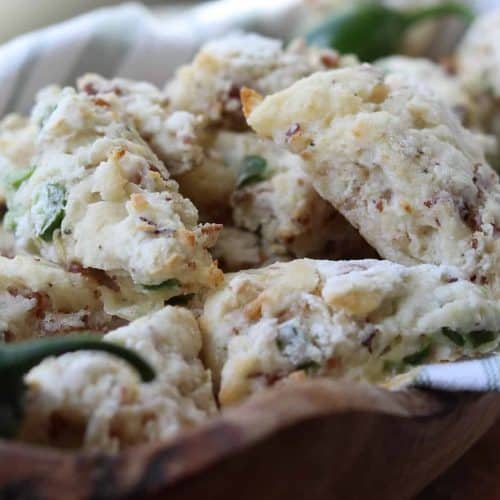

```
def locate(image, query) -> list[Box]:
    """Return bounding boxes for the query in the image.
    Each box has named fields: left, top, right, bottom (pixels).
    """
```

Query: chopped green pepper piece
left=236, top=155, right=268, bottom=189
left=0, top=335, right=155, bottom=438
left=6, top=166, right=35, bottom=191
left=468, top=330, right=496, bottom=348
left=32, top=182, right=66, bottom=241
left=143, top=278, right=181, bottom=291
left=306, top=2, right=474, bottom=62
left=403, top=344, right=431, bottom=365
left=441, top=327, right=465, bottom=347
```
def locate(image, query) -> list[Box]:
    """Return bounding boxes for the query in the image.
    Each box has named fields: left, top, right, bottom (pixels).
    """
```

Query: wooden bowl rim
left=0, top=379, right=496, bottom=499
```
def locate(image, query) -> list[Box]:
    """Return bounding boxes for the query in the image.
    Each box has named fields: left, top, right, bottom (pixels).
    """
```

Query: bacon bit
left=375, top=200, right=384, bottom=212
left=444, top=276, right=458, bottom=284
left=471, top=238, right=478, bottom=249
left=326, top=357, right=342, bottom=370
left=286, top=123, right=301, bottom=139
left=68, top=263, right=120, bottom=292
left=400, top=202, right=412, bottom=214
left=435, top=218, right=441, bottom=227
left=457, top=200, right=481, bottom=231
left=423, top=199, right=435, bottom=208
left=93, top=97, right=110, bottom=107
left=27, top=291, right=49, bottom=319
left=228, top=84, right=241, bottom=100
left=265, top=372, right=284, bottom=386
left=82, top=82, right=98, bottom=95
left=480, top=276, right=489, bottom=285
left=7, top=287, right=48, bottom=318
left=319, top=51, right=340, bottom=68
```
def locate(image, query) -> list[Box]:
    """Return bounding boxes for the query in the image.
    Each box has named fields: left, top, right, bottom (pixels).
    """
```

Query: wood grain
left=419, top=417, right=500, bottom=499
left=0, top=381, right=499, bottom=500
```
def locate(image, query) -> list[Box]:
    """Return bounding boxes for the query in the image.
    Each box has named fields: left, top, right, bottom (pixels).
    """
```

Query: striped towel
left=0, top=0, right=498, bottom=391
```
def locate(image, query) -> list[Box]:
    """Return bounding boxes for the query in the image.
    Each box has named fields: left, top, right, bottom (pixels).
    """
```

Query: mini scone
left=179, top=130, right=376, bottom=266
left=220, top=131, right=375, bottom=260
left=165, top=32, right=357, bottom=129
left=6, top=86, right=223, bottom=300
left=20, top=306, right=216, bottom=452
left=457, top=9, right=500, bottom=145
left=0, top=255, right=124, bottom=343
left=244, top=65, right=500, bottom=295
left=200, top=259, right=500, bottom=406
left=77, top=74, right=206, bottom=176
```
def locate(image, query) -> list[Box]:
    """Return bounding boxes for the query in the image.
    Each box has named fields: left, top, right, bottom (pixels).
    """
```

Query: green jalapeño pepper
left=0, top=335, right=155, bottom=439
left=306, top=2, right=474, bottom=62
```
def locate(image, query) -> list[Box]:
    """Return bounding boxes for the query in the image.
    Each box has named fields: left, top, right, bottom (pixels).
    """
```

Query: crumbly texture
left=245, top=65, right=500, bottom=296
left=0, top=255, right=124, bottom=343
left=376, top=56, right=478, bottom=127
left=211, top=226, right=264, bottom=272
left=200, top=259, right=500, bottom=405
left=165, top=33, right=357, bottom=129
left=179, top=130, right=375, bottom=267
left=457, top=9, right=500, bottom=147
left=77, top=74, right=206, bottom=176
left=6, top=86, right=223, bottom=297
left=0, top=114, right=37, bottom=204
left=21, top=306, right=216, bottom=452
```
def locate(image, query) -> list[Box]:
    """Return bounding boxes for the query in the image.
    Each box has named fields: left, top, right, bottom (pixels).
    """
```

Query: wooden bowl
left=1, top=380, right=499, bottom=500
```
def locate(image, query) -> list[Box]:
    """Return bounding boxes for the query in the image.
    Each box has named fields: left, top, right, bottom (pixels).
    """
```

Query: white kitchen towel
left=0, top=1, right=303, bottom=116
left=0, top=0, right=498, bottom=391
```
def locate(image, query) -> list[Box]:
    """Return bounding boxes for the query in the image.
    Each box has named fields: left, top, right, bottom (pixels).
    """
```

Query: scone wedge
left=5, top=86, right=223, bottom=302
left=20, top=306, right=216, bottom=452
left=200, top=259, right=500, bottom=405
left=244, top=65, right=500, bottom=296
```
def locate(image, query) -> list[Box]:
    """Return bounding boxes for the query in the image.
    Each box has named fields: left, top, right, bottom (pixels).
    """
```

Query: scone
left=0, top=255, right=124, bottom=343
left=165, top=32, right=357, bottom=129
left=5, top=85, right=223, bottom=300
left=179, top=130, right=376, bottom=267
left=77, top=74, right=206, bottom=176
left=457, top=8, right=500, bottom=146
left=200, top=259, right=500, bottom=406
left=244, top=65, right=500, bottom=296
left=20, top=306, right=216, bottom=452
